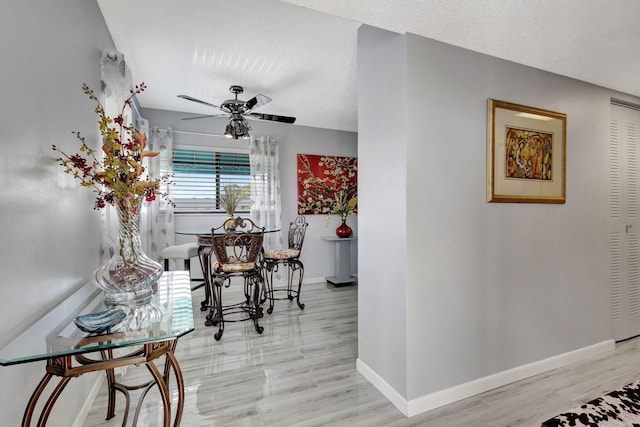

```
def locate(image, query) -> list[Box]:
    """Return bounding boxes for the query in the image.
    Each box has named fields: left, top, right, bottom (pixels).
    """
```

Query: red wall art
left=297, top=154, right=358, bottom=215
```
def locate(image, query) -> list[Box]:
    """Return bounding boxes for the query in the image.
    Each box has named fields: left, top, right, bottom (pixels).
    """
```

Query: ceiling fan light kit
left=224, top=122, right=235, bottom=139
left=225, top=117, right=251, bottom=139
left=178, top=85, right=296, bottom=140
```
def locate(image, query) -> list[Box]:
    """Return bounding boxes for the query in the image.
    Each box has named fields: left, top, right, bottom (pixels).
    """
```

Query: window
left=170, top=146, right=251, bottom=213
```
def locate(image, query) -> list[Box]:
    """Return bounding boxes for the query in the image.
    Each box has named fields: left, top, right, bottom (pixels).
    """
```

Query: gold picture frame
left=487, top=99, right=566, bottom=204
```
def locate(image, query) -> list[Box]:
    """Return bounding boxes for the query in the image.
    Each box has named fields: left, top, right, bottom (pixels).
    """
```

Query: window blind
left=171, top=147, right=251, bottom=212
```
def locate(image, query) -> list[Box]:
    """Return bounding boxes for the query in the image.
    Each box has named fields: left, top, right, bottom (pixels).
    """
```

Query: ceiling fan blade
left=177, top=94, right=221, bottom=109
left=180, top=114, right=225, bottom=121
left=245, top=94, right=272, bottom=111
left=247, top=112, right=296, bottom=124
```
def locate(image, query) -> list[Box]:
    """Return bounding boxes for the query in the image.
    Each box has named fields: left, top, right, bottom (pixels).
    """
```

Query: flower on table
left=330, top=191, right=358, bottom=221
left=52, top=82, right=172, bottom=210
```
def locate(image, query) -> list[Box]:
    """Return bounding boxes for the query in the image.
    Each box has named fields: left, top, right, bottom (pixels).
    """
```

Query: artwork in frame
left=487, top=99, right=567, bottom=204
left=297, top=154, right=358, bottom=215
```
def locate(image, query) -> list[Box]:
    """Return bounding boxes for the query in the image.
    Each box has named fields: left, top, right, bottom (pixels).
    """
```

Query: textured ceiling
left=98, top=0, right=640, bottom=133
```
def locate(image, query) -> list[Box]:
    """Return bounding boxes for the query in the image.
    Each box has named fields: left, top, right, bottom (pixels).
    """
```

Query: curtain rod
left=156, top=128, right=226, bottom=138
left=611, top=98, right=640, bottom=112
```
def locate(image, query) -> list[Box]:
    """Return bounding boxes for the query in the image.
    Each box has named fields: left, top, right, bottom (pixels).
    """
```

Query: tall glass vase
left=94, top=197, right=163, bottom=307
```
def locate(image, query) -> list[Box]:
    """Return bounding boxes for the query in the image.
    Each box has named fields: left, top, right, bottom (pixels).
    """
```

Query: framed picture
left=297, top=154, right=358, bottom=215
left=487, top=99, right=566, bottom=204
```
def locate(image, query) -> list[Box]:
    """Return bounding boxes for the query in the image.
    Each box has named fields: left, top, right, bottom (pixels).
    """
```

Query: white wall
left=357, top=25, right=640, bottom=412
left=140, top=108, right=358, bottom=281
left=0, top=0, right=114, bottom=425
left=0, top=2, right=356, bottom=420
left=356, top=26, right=409, bottom=397
left=404, top=33, right=613, bottom=399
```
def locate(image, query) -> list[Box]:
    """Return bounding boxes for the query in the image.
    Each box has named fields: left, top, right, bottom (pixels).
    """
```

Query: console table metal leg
left=21, top=373, right=53, bottom=427
left=166, top=350, right=185, bottom=427
left=22, top=373, right=72, bottom=427
left=145, top=360, right=171, bottom=427
left=21, top=341, right=185, bottom=427
left=111, top=382, right=132, bottom=426
left=102, top=350, right=118, bottom=421
left=38, top=376, right=72, bottom=426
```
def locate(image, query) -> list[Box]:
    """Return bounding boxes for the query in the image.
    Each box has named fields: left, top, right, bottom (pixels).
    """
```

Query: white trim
left=358, top=339, right=615, bottom=418
left=72, top=374, right=105, bottom=427
left=356, top=359, right=409, bottom=416
left=266, top=277, right=333, bottom=288
left=303, top=277, right=328, bottom=286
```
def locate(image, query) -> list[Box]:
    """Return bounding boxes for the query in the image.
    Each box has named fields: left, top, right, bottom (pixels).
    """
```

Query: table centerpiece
left=52, top=82, right=172, bottom=308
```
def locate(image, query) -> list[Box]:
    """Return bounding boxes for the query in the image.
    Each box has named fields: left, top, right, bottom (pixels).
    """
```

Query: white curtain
left=142, top=126, right=175, bottom=262
left=99, top=49, right=131, bottom=262
left=249, top=136, right=283, bottom=250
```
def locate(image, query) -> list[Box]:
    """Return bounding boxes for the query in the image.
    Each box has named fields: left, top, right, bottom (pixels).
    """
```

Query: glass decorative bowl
left=74, top=309, right=126, bottom=334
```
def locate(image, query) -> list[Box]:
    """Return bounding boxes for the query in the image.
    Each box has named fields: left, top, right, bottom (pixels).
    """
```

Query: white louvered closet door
left=611, top=103, right=640, bottom=341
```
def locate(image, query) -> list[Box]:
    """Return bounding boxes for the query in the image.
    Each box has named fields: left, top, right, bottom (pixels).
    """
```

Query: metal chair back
left=287, top=216, right=309, bottom=255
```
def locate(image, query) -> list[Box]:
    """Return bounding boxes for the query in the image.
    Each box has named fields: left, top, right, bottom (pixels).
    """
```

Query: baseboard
left=73, top=373, right=105, bottom=427
left=357, top=339, right=615, bottom=418
left=305, top=276, right=357, bottom=286
left=268, top=276, right=329, bottom=287
left=356, top=359, right=410, bottom=416
left=304, top=277, right=330, bottom=286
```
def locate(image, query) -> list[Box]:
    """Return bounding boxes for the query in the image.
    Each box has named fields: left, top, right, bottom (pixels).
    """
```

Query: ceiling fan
left=177, top=85, right=296, bottom=139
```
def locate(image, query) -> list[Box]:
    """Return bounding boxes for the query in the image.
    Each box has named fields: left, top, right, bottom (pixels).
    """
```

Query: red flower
left=94, top=197, right=106, bottom=210
left=52, top=82, right=172, bottom=210
left=133, top=131, right=147, bottom=147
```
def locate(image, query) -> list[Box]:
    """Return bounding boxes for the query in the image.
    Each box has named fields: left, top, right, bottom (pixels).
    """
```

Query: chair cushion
left=213, top=262, right=257, bottom=273
left=264, top=248, right=300, bottom=260
left=162, top=243, right=199, bottom=259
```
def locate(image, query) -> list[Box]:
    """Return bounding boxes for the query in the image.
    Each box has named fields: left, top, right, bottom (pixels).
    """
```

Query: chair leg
left=252, top=275, right=264, bottom=334
left=262, top=260, right=305, bottom=313
left=213, top=281, right=224, bottom=341
left=287, top=264, right=294, bottom=301
left=294, top=261, right=305, bottom=310
left=199, top=249, right=210, bottom=311
left=205, top=277, right=225, bottom=341
left=265, top=264, right=276, bottom=315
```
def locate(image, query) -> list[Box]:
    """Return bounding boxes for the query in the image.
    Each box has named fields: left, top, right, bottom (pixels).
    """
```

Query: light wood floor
left=83, top=282, right=640, bottom=427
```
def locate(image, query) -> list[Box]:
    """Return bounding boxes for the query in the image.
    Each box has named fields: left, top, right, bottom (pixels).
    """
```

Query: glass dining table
left=175, top=227, right=280, bottom=313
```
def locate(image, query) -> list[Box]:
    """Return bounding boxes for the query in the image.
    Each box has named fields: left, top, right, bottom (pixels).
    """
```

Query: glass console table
left=0, top=271, right=194, bottom=427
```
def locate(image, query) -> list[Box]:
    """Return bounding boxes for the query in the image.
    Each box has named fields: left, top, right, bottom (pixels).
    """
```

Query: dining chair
left=263, top=216, right=308, bottom=314
left=205, top=217, right=265, bottom=341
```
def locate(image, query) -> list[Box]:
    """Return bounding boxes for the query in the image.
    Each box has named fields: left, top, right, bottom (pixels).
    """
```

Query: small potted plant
left=220, top=184, right=249, bottom=229
left=329, top=191, right=357, bottom=238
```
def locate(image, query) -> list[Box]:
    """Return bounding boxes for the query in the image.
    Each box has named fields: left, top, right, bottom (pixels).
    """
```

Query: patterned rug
left=542, top=378, right=640, bottom=426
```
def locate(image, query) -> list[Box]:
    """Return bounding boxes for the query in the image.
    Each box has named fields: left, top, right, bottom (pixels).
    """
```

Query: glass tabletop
left=0, top=271, right=194, bottom=366
left=176, top=228, right=281, bottom=235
